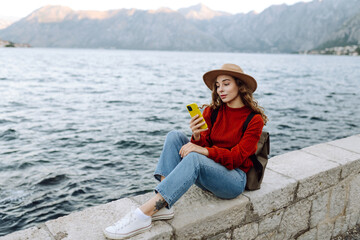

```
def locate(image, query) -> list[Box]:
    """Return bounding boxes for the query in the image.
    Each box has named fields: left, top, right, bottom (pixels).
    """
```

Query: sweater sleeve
left=205, top=114, right=264, bottom=170
left=190, top=107, right=212, bottom=147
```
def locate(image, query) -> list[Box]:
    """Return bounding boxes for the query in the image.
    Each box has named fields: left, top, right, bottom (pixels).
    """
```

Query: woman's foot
left=152, top=207, right=174, bottom=221
left=103, top=208, right=151, bottom=240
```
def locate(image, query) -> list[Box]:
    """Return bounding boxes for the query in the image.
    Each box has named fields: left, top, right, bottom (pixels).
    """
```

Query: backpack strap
left=210, top=107, right=219, bottom=126
left=211, top=109, right=263, bottom=181
left=241, top=112, right=263, bottom=181
left=241, top=112, right=256, bottom=138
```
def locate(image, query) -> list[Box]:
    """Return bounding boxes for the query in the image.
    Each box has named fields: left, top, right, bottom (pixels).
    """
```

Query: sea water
left=1, top=48, right=359, bottom=236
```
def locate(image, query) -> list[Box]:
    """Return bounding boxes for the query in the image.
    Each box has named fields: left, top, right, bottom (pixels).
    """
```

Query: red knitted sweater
left=191, top=104, right=264, bottom=173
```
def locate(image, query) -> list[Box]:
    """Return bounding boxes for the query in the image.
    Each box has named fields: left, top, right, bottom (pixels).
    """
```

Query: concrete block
left=327, top=135, right=360, bottom=154
left=254, top=231, right=277, bottom=240
left=341, top=160, right=360, bottom=179
left=329, top=182, right=347, bottom=218
left=347, top=174, right=360, bottom=217
left=132, top=222, right=174, bottom=240
left=169, top=186, right=250, bottom=240
left=207, top=231, right=231, bottom=240
left=346, top=213, right=359, bottom=230
left=297, top=167, right=340, bottom=200
left=258, top=210, right=284, bottom=234
left=309, top=189, right=330, bottom=228
left=267, top=150, right=340, bottom=199
left=243, top=169, right=297, bottom=217
left=302, top=143, right=360, bottom=165
left=317, top=222, right=334, bottom=240
left=333, top=216, right=348, bottom=237
left=302, top=143, right=360, bottom=178
left=233, top=222, right=258, bottom=240
left=45, top=197, right=173, bottom=240
left=254, top=231, right=289, bottom=240
left=296, top=228, right=317, bottom=240
left=0, top=225, right=53, bottom=240
left=346, top=174, right=360, bottom=229
left=279, top=199, right=311, bottom=238
left=273, top=231, right=287, bottom=240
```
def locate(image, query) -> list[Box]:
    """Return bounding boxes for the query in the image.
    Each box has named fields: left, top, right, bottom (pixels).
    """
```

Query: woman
left=103, top=63, right=268, bottom=240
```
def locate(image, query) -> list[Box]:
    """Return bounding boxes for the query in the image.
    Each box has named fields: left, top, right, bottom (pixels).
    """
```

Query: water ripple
left=0, top=129, right=18, bottom=141
left=36, top=174, right=69, bottom=186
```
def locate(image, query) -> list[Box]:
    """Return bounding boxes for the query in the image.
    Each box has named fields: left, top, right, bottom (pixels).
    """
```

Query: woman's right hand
left=190, top=114, right=208, bottom=141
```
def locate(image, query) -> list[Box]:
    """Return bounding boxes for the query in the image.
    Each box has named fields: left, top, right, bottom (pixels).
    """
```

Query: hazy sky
left=1, top=0, right=312, bottom=18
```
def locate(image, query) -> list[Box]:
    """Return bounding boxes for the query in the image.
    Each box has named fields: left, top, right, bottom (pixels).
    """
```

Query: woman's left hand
left=179, top=142, right=209, bottom=158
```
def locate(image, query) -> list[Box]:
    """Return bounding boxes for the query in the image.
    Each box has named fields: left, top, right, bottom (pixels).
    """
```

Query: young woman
left=103, top=63, right=268, bottom=240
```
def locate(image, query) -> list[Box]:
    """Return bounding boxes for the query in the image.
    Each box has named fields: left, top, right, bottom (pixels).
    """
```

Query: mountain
left=178, top=3, right=230, bottom=20
left=0, top=5, right=227, bottom=50
left=0, top=0, right=359, bottom=52
left=201, top=0, right=360, bottom=52
left=314, top=11, right=360, bottom=49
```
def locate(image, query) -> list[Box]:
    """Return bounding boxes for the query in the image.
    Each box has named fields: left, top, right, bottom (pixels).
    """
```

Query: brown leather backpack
left=211, top=109, right=270, bottom=190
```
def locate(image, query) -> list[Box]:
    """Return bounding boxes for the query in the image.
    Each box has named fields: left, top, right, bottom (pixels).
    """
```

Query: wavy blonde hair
left=203, top=77, right=268, bottom=125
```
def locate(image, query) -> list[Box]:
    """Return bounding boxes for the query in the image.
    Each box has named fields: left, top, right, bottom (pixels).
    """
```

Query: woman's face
left=215, top=75, right=240, bottom=104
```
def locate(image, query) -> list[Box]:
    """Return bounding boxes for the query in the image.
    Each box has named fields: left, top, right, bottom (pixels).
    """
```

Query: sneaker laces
left=114, top=207, right=137, bottom=230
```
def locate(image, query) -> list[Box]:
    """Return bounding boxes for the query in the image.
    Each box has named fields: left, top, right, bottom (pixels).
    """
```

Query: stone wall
left=1, top=134, right=360, bottom=240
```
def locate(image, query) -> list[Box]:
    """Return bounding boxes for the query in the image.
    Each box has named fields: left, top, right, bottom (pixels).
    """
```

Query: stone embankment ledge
left=1, top=134, right=360, bottom=240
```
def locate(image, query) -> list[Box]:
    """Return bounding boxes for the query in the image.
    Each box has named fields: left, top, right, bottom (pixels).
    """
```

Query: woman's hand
left=190, top=114, right=208, bottom=141
left=179, top=142, right=209, bottom=158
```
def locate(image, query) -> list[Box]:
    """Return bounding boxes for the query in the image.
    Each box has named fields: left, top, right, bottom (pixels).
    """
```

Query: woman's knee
left=184, top=151, right=200, bottom=159
left=182, top=152, right=202, bottom=166
left=166, top=130, right=185, bottom=141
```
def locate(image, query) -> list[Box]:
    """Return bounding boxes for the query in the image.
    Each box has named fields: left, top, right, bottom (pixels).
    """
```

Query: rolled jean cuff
left=154, top=187, right=172, bottom=209
left=154, top=171, right=165, bottom=182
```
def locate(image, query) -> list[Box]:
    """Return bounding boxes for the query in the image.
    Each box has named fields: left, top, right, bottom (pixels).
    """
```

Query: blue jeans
left=154, top=130, right=246, bottom=208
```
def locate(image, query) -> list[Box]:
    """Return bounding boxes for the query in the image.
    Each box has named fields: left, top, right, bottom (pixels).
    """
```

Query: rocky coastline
left=299, top=45, right=360, bottom=56
left=0, top=39, right=31, bottom=48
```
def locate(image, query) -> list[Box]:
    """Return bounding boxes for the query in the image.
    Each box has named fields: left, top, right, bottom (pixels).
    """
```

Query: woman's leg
left=104, top=151, right=246, bottom=239
left=141, top=150, right=246, bottom=216
left=154, top=130, right=189, bottom=182
left=138, top=130, right=188, bottom=216
left=139, top=193, right=167, bottom=216
left=154, top=152, right=246, bottom=209
left=103, top=130, right=188, bottom=239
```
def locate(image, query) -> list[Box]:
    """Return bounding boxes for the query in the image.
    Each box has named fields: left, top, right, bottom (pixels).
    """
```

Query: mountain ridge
left=178, top=3, right=231, bottom=20
left=0, top=0, right=359, bottom=52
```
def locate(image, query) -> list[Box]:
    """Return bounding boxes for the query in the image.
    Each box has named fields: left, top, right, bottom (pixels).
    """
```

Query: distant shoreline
left=0, top=39, right=31, bottom=48
left=1, top=43, right=359, bottom=56
left=298, top=45, right=360, bottom=56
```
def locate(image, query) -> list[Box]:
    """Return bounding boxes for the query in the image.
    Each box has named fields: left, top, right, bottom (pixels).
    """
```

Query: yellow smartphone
left=186, top=103, right=208, bottom=130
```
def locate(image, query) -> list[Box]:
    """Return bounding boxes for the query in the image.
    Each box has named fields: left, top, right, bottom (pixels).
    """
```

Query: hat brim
left=203, top=69, right=257, bottom=93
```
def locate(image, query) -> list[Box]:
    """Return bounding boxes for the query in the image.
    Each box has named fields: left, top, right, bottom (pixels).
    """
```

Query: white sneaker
left=103, top=210, right=152, bottom=240
left=152, top=207, right=174, bottom=221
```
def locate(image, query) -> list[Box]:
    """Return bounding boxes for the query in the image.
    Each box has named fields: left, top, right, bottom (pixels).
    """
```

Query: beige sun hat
left=203, top=63, right=257, bottom=93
